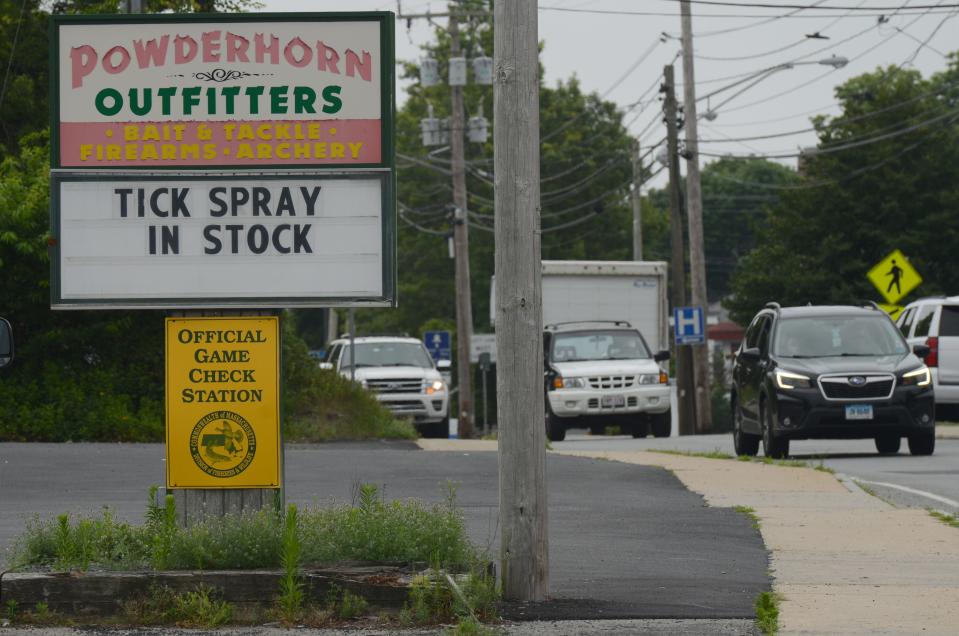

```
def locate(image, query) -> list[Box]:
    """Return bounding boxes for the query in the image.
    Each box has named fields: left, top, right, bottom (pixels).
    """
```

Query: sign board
left=674, top=306, right=705, bottom=346
left=878, top=303, right=905, bottom=321
left=867, top=249, right=921, bottom=305
left=424, top=330, right=451, bottom=362
left=166, top=316, right=280, bottom=488
left=51, top=14, right=392, bottom=170
left=51, top=173, right=392, bottom=308
left=470, top=333, right=497, bottom=364
left=49, top=13, right=396, bottom=309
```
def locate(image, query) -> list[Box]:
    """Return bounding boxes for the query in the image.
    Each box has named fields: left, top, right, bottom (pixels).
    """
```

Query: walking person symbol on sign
left=886, top=259, right=903, bottom=296
left=866, top=249, right=922, bottom=305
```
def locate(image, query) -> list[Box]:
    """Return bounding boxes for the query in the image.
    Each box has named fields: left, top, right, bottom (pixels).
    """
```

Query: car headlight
left=553, top=376, right=586, bottom=389
left=638, top=373, right=669, bottom=385
left=775, top=369, right=811, bottom=390
left=425, top=380, right=446, bottom=394
left=902, top=365, right=931, bottom=387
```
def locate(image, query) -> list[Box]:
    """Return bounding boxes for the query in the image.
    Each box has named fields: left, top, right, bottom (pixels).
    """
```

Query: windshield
left=551, top=330, right=650, bottom=362
left=773, top=315, right=909, bottom=358
left=340, top=342, right=434, bottom=369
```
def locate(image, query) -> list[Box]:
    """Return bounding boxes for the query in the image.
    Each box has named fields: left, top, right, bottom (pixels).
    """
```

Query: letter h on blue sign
left=674, top=307, right=704, bottom=344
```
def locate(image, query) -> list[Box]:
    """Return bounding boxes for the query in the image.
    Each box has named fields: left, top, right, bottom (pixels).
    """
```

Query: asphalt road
left=0, top=441, right=769, bottom=621
left=557, top=430, right=959, bottom=515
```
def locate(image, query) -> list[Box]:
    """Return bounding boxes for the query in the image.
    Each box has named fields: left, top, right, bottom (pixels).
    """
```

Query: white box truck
left=492, top=261, right=672, bottom=440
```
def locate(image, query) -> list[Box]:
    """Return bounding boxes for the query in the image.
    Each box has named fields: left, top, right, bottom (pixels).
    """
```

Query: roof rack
left=861, top=300, right=882, bottom=312
left=764, top=302, right=781, bottom=312
left=544, top=320, right=632, bottom=330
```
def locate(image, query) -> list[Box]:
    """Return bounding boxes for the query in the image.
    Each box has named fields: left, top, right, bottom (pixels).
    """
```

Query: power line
left=697, top=77, right=959, bottom=143
left=715, top=4, right=937, bottom=114
left=660, top=0, right=959, bottom=10
left=538, top=4, right=959, bottom=18
left=707, top=114, right=958, bottom=189
left=704, top=105, right=959, bottom=158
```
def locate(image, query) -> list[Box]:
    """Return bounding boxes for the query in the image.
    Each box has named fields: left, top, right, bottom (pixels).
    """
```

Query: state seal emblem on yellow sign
left=190, top=411, right=257, bottom=479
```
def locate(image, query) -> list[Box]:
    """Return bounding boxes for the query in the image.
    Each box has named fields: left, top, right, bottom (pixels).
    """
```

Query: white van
left=897, top=297, right=959, bottom=419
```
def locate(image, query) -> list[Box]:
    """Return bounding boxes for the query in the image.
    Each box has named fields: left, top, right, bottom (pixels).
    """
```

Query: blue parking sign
left=424, top=330, right=452, bottom=362
left=674, top=306, right=705, bottom=345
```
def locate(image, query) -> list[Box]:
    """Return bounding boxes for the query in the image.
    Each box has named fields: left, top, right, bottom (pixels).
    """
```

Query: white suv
left=897, top=296, right=959, bottom=419
left=543, top=321, right=671, bottom=441
left=321, top=336, right=450, bottom=437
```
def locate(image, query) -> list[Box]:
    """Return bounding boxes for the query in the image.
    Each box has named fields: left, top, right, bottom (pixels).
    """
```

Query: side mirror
left=437, top=359, right=451, bottom=370
left=0, top=318, right=12, bottom=368
left=912, top=343, right=931, bottom=359
left=318, top=362, right=333, bottom=370
left=739, top=347, right=761, bottom=361
left=653, top=349, right=670, bottom=363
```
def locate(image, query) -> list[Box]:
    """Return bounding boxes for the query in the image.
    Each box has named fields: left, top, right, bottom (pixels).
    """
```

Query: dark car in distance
left=731, top=303, right=935, bottom=458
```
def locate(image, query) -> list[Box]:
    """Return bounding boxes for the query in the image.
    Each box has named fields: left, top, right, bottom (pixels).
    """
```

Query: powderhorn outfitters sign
left=49, top=13, right=396, bottom=309
left=166, top=316, right=280, bottom=488
left=51, top=13, right=392, bottom=169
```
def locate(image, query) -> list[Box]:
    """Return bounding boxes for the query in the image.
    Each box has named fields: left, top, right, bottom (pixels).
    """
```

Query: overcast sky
left=262, top=1, right=957, bottom=185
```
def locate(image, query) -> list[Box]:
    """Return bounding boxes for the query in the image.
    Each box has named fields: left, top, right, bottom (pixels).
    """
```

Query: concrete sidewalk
left=420, top=440, right=959, bottom=635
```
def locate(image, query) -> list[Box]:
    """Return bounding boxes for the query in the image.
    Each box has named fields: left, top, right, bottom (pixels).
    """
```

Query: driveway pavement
left=0, top=441, right=769, bottom=623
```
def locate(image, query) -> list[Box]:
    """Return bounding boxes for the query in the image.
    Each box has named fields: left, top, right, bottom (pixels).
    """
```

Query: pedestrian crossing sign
left=867, top=249, right=921, bottom=305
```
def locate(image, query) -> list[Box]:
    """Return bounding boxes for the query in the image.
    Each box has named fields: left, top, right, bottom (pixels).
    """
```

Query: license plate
left=601, top=395, right=626, bottom=408
left=845, top=404, right=873, bottom=420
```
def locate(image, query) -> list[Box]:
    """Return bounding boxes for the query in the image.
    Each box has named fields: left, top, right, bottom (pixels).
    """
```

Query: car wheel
left=651, top=411, right=671, bottom=438
left=907, top=430, right=935, bottom=456
left=546, top=408, right=567, bottom=442
left=733, top=398, right=760, bottom=457
left=874, top=434, right=901, bottom=455
left=631, top=418, right=649, bottom=438
left=761, top=400, right=790, bottom=459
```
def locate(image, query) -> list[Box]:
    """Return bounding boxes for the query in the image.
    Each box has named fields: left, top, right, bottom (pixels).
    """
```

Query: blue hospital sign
left=674, top=306, right=705, bottom=346
left=424, top=330, right=452, bottom=362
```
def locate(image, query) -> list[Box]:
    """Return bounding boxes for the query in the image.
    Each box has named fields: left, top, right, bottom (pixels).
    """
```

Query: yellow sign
left=867, top=249, right=922, bottom=305
left=877, top=303, right=905, bottom=321
left=165, top=317, right=280, bottom=489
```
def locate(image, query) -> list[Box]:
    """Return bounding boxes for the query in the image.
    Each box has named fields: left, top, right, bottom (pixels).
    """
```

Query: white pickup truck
left=321, top=336, right=450, bottom=437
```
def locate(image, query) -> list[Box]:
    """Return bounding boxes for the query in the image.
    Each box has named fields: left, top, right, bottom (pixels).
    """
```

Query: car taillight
left=926, top=337, right=939, bottom=367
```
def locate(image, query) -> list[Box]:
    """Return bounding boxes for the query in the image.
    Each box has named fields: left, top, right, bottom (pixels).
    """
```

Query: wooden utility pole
left=679, top=0, right=712, bottom=433
left=495, top=0, right=549, bottom=601
left=449, top=7, right=475, bottom=439
left=631, top=139, right=643, bottom=261
left=663, top=65, right=696, bottom=436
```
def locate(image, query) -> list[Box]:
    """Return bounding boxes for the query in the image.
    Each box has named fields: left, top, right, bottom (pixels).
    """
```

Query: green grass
left=120, top=583, right=232, bottom=627
left=649, top=448, right=734, bottom=460
left=11, top=484, right=478, bottom=573
left=734, top=506, right=761, bottom=531
left=755, top=591, right=780, bottom=635
left=284, top=367, right=418, bottom=442
left=928, top=509, right=959, bottom=529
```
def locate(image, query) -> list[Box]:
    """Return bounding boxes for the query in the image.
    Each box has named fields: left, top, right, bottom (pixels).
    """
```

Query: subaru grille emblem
left=848, top=376, right=867, bottom=386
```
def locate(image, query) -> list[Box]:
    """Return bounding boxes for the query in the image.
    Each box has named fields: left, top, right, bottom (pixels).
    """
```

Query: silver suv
left=897, top=297, right=959, bottom=419
left=321, top=336, right=450, bottom=437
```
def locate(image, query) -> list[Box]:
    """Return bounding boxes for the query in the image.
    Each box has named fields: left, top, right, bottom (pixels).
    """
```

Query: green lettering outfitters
left=94, top=85, right=343, bottom=117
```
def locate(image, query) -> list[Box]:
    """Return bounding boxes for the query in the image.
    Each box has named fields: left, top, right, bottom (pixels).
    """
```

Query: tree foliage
left=644, top=157, right=798, bottom=302
left=726, top=58, right=959, bottom=324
